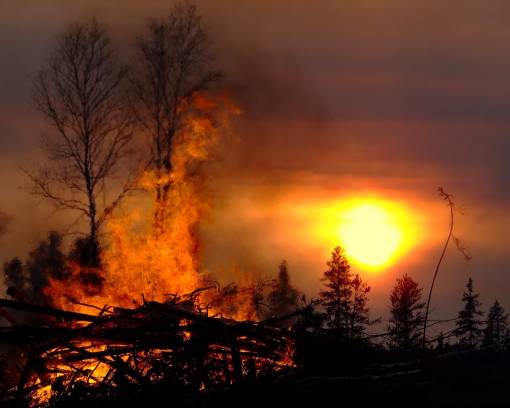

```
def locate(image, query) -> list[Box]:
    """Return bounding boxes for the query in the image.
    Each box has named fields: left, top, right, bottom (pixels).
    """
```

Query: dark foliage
left=3, top=232, right=70, bottom=306
left=68, top=236, right=101, bottom=268
left=2, top=232, right=104, bottom=309
left=483, top=300, right=509, bottom=349
left=387, top=274, right=425, bottom=350
left=319, top=246, right=372, bottom=339
left=455, top=278, right=483, bottom=347
left=267, top=261, right=300, bottom=322
left=3, top=258, right=25, bottom=293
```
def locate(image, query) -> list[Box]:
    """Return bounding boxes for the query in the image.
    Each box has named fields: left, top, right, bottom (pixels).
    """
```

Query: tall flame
left=45, top=93, right=240, bottom=311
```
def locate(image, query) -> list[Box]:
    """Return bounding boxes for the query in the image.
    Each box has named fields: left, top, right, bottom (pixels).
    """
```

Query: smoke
left=0, top=210, right=11, bottom=238
left=3, top=0, right=510, bottom=321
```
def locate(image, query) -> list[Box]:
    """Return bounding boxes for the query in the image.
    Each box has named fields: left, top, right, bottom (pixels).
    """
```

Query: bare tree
left=130, top=2, right=221, bottom=229
left=28, top=21, right=134, bottom=265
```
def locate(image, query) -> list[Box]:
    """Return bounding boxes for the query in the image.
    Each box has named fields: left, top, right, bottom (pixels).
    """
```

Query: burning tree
left=28, top=21, right=134, bottom=266
left=29, top=4, right=237, bottom=311
left=130, top=2, right=222, bottom=232
left=80, top=2, right=238, bottom=309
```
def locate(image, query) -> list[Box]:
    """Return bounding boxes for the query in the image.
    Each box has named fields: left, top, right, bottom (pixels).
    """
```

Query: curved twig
left=422, top=187, right=454, bottom=348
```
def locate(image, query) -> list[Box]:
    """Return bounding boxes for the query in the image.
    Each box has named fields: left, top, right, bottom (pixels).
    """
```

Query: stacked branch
left=0, top=294, right=294, bottom=407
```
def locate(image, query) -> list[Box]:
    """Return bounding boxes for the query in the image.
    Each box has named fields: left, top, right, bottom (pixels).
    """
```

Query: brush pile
left=0, top=291, right=294, bottom=407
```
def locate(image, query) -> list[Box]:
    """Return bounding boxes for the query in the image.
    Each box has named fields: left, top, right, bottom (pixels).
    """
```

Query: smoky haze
left=1, top=0, right=510, bottom=323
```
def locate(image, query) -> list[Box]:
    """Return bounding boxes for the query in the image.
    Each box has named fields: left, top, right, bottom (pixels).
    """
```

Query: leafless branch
left=129, top=2, right=221, bottom=225
left=28, top=20, right=135, bottom=247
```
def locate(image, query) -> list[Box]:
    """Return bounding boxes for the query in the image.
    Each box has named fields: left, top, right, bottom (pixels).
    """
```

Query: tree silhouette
left=3, top=232, right=69, bottom=305
left=319, top=246, right=372, bottom=340
left=349, top=274, right=372, bottom=339
left=455, top=278, right=483, bottom=348
left=387, top=274, right=425, bottom=350
left=320, top=247, right=351, bottom=334
left=267, top=261, right=300, bottom=319
left=295, top=298, right=324, bottom=333
left=29, top=21, right=134, bottom=266
left=3, top=258, right=25, bottom=294
left=25, top=232, right=69, bottom=305
left=130, top=2, right=221, bottom=231
left=483, top=300, right=509, bottom=350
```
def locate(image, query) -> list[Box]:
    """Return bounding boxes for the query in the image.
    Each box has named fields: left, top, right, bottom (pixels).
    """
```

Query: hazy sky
left=1, top=0, right=510, bottom=325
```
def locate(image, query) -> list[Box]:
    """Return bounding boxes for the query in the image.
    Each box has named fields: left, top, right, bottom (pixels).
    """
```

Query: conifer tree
left=455, top=278, right=483, bottom=347
left=349, top=274, right=371, bottom=339
left=483, top=300, right=509, bottom=350
left=267, top=261, right=300, bottom=319
left=319, top=246, right=372, bottom=339
left=387, top=274, right=425, bottom=349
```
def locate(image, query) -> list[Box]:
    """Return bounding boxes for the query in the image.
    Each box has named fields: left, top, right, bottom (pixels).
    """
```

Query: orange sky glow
left=2, top=0, right=510, bottom=324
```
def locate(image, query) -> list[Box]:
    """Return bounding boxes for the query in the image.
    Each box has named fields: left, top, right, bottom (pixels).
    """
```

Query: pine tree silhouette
left=455, top=278, right=483, bottom=348
left=319, top=246, right=372, bottom=340
left=349, top=274, right=371, bottom=339
left=483, top=300, right=509, bottom=350
left=267, top=261, right=300, bottom=319
left=387, top=274, right=425, bottom=350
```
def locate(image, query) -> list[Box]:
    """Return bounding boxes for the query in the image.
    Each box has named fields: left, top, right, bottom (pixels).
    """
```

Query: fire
left=42, top=93, right=241, bottom=311
left=19, top=93, right=295, bottom=407
left=10, top=293, right=294, bottom=407
left=206, top=271, right=272, bottom=321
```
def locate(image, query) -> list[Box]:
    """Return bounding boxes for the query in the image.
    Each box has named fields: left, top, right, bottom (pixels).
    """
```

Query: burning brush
left=0, top=289, right=296, bottom=407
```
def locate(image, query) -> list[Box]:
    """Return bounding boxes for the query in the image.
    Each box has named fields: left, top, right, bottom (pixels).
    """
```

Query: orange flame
left=45, top=93, right=241, bottom=312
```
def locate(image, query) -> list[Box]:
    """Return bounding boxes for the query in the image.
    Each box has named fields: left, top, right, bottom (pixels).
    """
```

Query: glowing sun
left=338, top=200, right=413, bottom=270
